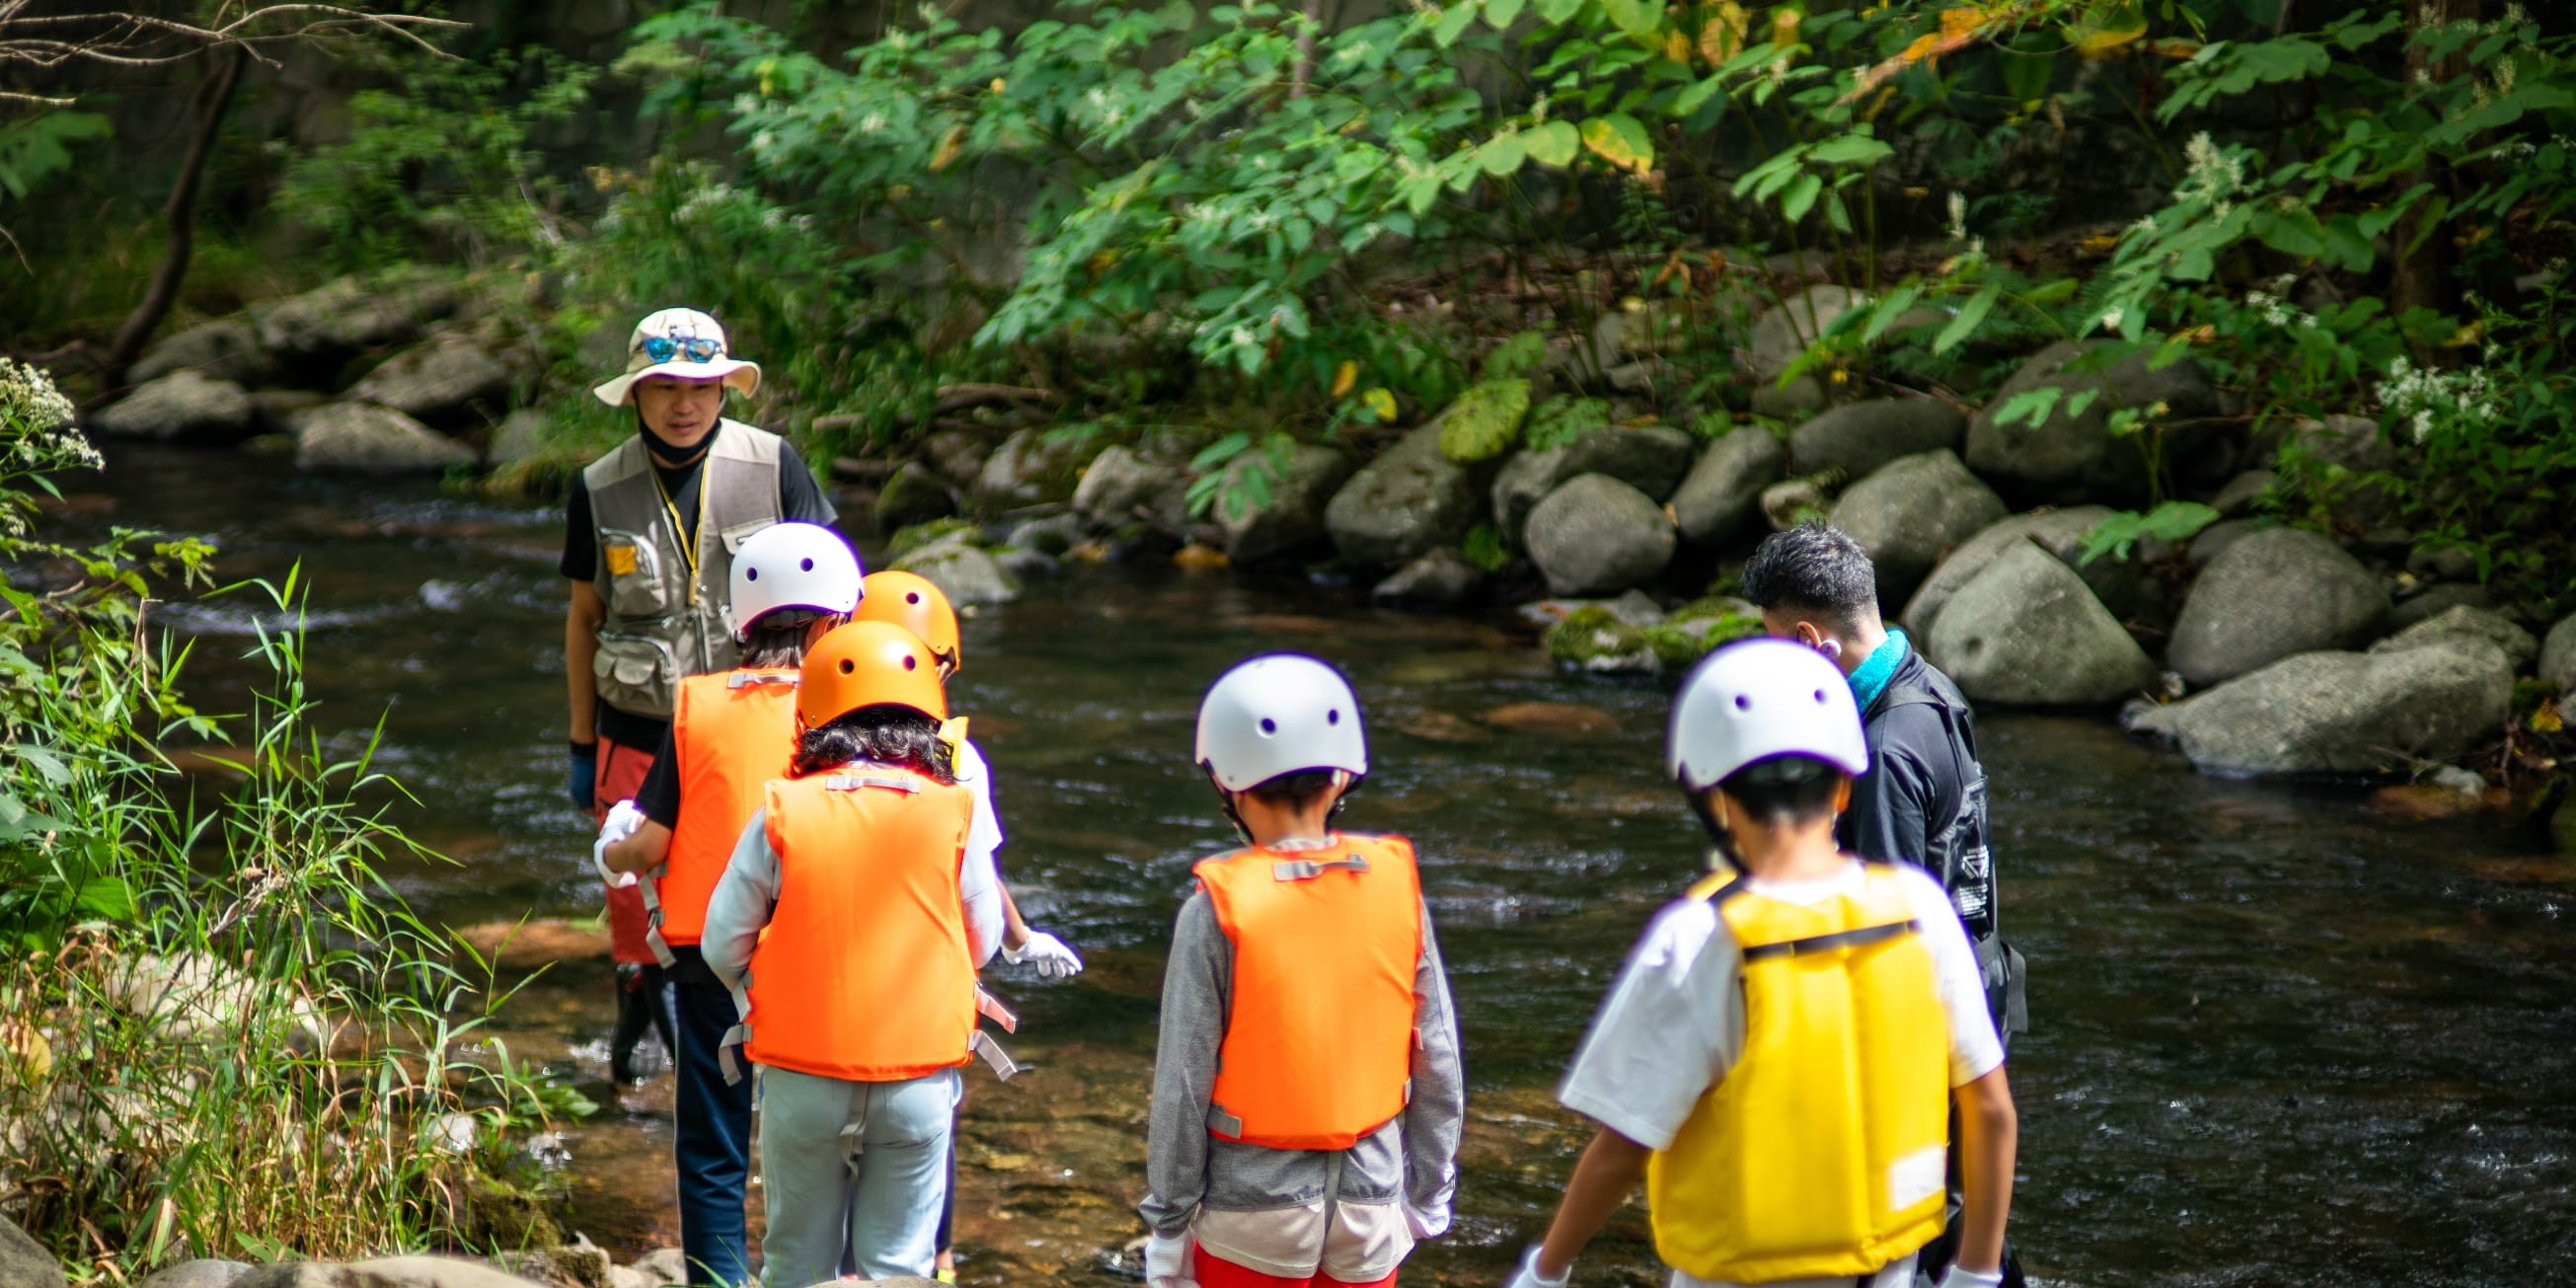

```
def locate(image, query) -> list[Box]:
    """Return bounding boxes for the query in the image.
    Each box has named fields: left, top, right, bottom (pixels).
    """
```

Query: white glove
left=1002, top=929, right=1085, bottom=978
left=1934, top=1266, right=2005, bottom=1288
left=1143, top=1230, right=1196, bottom=1288
left=1502, top=1245, right=1569, bottom=1288
left=1402, top=1200, right=1450, bottom=1241
left=591, top=799, right=644, bottom=888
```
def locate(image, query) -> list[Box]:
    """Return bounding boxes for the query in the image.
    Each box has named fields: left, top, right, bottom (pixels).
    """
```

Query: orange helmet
left=854, top=570, right=962, bottom=672
left=796, top=620, right=949, bottom=731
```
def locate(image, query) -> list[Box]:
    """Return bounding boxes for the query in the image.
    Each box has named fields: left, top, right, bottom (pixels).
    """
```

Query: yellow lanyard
left=649, top=457, right=715, bottom=607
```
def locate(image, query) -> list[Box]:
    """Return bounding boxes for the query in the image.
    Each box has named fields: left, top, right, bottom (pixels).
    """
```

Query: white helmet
left=1195, top=653, right=1370, bottom=793
left=1668, top=638, right=1868, bottom=792
left=725, top=522, right=863, bottom=641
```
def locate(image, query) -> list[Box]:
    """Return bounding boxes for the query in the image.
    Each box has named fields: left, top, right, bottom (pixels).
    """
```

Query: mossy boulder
left=885, top=517, right=979, bottom=562
left=874, top=462, right=961, bottom=532
left=1436, top=378, right=1533, bottom=464
left=1544, top=605, right=1653, bottom=674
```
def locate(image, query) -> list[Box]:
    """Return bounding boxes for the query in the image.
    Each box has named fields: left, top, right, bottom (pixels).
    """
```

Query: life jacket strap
left=976, top=986, right=1020, bottom=1033
left=1739, top=919, right=1920, bottom=963
left=970, top=1029, right=1021, bottom=1081
left=825, top=773, right=919, bottom=794
left=1272, top=855, right=1371, bottom=881
left=638, top=871, right=678, bottom=968
left=726, top=671, right=796, bottom=689
left=1208, top=1104, right=1246, bottom=1138
left=720, top=1022, right=752, bottom=1086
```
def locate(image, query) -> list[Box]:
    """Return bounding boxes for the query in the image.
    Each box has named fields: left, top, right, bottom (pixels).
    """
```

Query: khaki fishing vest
left=581, top=420, right=784, bottom=720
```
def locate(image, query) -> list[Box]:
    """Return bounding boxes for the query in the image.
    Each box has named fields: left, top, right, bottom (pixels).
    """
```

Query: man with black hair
left=1737, top=521, right=2020, bottom=1034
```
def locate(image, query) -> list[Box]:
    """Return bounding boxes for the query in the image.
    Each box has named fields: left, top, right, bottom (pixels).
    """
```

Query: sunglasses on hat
left=640, top=335, right=724, bottom=363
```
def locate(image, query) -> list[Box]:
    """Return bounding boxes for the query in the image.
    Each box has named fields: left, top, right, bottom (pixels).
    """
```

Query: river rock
left=2126, top=638, right=2514, bottom=775
left=1788, top=398, right=1965, bottom=479
left=1925, top=542, right=2157, bottom=705
left=233, top=1256, right=547, bottom=1288
left=494, top=1236, right=609, bottom=1288
left=2387, top=582, right=2494, bottom=629
left=251, top=389, right=330, bottom=436
left=1964, top=341, right=2227, bottom=505
left=102, top=949, right=331, bottom=1049
left=873, top=463, right=960, bottom=532
left=1827, top=449, right=2008, bottom=607
left=2278, top=415, right=2400, bottom=529
left=0, top=1215, right=64, bottom=1288
left=973, top=426, right=1086, bottom=507
left=920, top=428, right=988, bottom=487
left=2184, top=517, right=2256, bottom=568
left=1760, top=477, right=1830, bottom=531
left=1671, top=427, right=1784, bottom=547
left=488, top=410, right=549, bottom=466
left=2370, top=604, right=2538, bottom=669
left=131, top=318, right=268, bottom=388
left=1481, top=701, right=1621, bottom=735
left=1371, top=548, right=1486, bottom=609
left=2209, top=469, right=2275, bottom=518
left=889, top=533, right=1018, bottom=606
left=628, top=1251, right=686, bottom=1288
left=293, top=403, right=476, bottom=474
left=1523, top=473, right=1676, bottom=595
left=2167, top=528, right=2387, bottom=687
left=1325, top=420, right=1486, bottom=568
left=136, top=1261, right=252, bottom=1288
left=90, top=369, right=258, bottom=445
left=1902, top=506, right=2162, bottom=637
left=2543, top=612, right=2576, bottom=693
left=1223, top=442, right=1353, bottom=565
left=255, top=274, right=457, bottom=377
left=1490, top=426, right=1696, bottom=545
left=1742, top=284, right=1863, bottom=382
left=1074, top=445, right=1178, bottom=530
left=346, top=338, right=514, bottom=430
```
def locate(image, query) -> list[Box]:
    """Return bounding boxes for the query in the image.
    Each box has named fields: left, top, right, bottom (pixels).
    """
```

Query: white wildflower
left=1945, top=190, right=1967, bottom=242
left=859, top=112, right=888, bottom=134
left=2411, top=410, right=2434, bottom=442
left=2497, top=56, right=2517, bottom=95
left=2099, top=305, right=2125, bottom=333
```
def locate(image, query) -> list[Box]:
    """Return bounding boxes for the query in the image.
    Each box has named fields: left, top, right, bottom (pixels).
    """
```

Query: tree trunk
left=100, top=48, right=246, bottom=393
left=2389, top=0, right=2478, bottom=335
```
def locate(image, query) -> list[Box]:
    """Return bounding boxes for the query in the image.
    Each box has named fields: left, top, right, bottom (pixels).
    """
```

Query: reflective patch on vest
left=1952, top=842, right=1993, bottom=923
left=1888, top=1145, right=1945, bottom=1213
left=825, top=774, right=920, bottom=794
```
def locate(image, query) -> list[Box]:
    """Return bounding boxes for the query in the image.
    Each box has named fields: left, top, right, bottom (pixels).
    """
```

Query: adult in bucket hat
left=559, top=306, right=839, bottom=1085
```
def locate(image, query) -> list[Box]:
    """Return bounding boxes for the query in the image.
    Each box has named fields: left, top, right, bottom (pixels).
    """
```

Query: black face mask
left=638, top=410, right=719, bottom=469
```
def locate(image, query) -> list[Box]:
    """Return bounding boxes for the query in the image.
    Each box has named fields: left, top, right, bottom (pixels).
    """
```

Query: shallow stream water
left=50, top=446, right=2576, bottom=1286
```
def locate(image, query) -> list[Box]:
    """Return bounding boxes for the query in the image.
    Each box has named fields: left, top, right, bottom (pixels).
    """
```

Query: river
left=56, top=445, right=2576, bottom=1286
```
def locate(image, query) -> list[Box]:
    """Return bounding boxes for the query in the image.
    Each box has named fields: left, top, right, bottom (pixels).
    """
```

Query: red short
left=592, top=730, right=658, bottom=965
left=1192, top=1250, right=1397, bottom=1288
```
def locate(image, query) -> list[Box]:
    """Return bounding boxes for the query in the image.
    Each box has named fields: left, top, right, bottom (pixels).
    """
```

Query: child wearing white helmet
left=1139, top=654, right=1464, bottom=1288
left=1505, top=638, right=2016, bottom=1288
left=593, top=520, right=863, bottom=1288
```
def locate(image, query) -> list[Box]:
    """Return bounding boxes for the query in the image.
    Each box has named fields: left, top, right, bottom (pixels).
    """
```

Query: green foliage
left=1482, top=331, right=1551, bottom=381
left=885, top=517, right=982, bottom=561
left=1437, top=378, right=1534, bottom=463
left=0, top=362, right=572, bottom=1274
left=2079, top=499, right=2220, bottom=567
left=0, top=111, right=110, bottom=206
left=274, top=45, right=595, bottom=269
left=1461, top=521, right=1509, bottom=572
left=1523, top=394, right=1611, bottom=451
left=1544, top=605, right=1646, bottom=669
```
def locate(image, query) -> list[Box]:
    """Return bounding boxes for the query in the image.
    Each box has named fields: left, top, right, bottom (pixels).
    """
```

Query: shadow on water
left=56, top=445, right=2576, bottom=1286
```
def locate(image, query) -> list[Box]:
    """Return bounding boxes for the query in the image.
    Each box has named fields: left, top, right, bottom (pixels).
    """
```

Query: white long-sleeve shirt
left=699, top=783, right=1007, bottom=998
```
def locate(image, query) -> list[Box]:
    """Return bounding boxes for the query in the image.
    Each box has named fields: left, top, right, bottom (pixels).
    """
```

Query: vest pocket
left=594, top=631, right=680, bottom=719
left=598, top=527, right=673, bottom=620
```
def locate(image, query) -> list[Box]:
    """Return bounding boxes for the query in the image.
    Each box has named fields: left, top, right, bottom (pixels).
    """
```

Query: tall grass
left=1, top=360, right=577, bottom=1280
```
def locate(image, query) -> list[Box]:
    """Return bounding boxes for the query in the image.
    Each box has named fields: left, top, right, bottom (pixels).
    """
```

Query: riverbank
left=15, top=444, right=2576, bottom=1284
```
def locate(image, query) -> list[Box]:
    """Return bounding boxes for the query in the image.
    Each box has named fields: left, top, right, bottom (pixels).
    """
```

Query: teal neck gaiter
left=1848, top=628, right=1909, bottom=713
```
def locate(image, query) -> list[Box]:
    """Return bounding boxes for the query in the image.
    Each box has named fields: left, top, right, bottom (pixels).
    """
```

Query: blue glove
left=568, top=740, right=598, bottom=811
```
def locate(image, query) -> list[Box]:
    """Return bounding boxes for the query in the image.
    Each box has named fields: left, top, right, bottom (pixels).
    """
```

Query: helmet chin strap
left=1204, top=767, right=1362, bottom=846
left=1686, top=784, right=1746, bottom=871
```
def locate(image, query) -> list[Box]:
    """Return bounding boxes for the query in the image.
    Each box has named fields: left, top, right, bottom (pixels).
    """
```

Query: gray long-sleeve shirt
left=700, top=803, right=1006, bottom=1000
left=1138, top=880, right=1465, bottom=1236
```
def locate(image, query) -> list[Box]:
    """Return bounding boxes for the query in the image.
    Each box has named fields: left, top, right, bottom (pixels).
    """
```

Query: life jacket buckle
left=727, top=671, right=797, bottom=689
left=1271, top=855, right=1370, bottom=881
left=824, top=774, right=919, bottom=794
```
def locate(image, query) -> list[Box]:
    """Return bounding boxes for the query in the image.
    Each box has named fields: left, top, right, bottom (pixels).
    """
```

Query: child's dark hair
left=1714, top=754, right=1845, bottom=826
left=1246, top=769, right=1342, bottom=813
left=740, top=610, right=831, bottom=669
left=792, top=704, right=956, bottom=783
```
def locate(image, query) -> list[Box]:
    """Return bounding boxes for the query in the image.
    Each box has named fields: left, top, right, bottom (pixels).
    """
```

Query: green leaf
left=1188, top=431, right=1253, bottom=472
left=1482, top=330, right=1549, bottom=379
left=1462, top=521, right=1510, bottom=571
left=1535, top=0, right=1586, bottom=22
left=1437, top=378, right=1534, bottom=463
left=1579, top=113, right=1655, bottom=172
left=1780, top=172, right=1823, bottom=222
left=1433, top=0, right=1481, bottom=47
left=1933, top=283, right=2000, bottom=354
left=1479, top=131, right=1528, bottom=176
left=1601, top=0, right=1660, bottom=41
left=1525, top=119, right=1581, bottom=166
left=1806, top=133, right=1893, bottom=167
left=1861, top=286, right=1923, bottom=342
left=1484, top=0, right=1527, bottom=30
left=1992, top=387, right=2064, bottom=430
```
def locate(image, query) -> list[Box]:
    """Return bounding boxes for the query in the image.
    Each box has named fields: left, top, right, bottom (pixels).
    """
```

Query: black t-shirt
left=564, top=423, right=839, bottom=748
left=635, top=724, right=682, bottom=827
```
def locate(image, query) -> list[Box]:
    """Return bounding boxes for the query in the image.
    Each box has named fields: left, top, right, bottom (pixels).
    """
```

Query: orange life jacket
left=742, top=765, right=978, bottom=1083
left=646, top=668, right=798, bottom=958
left=1196, top=832, right=1423, bottom=1151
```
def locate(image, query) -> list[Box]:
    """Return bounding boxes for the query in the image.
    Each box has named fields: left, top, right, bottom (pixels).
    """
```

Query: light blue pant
left=754, top=1065, right=958, bottom=1287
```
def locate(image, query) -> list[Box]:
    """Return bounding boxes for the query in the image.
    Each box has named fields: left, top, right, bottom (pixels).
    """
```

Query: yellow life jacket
left=1646, top=861, right=1951, bottom=1283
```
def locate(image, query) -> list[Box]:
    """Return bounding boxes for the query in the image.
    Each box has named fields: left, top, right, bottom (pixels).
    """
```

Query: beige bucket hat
left=590, top=307, right=764, bottom=407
